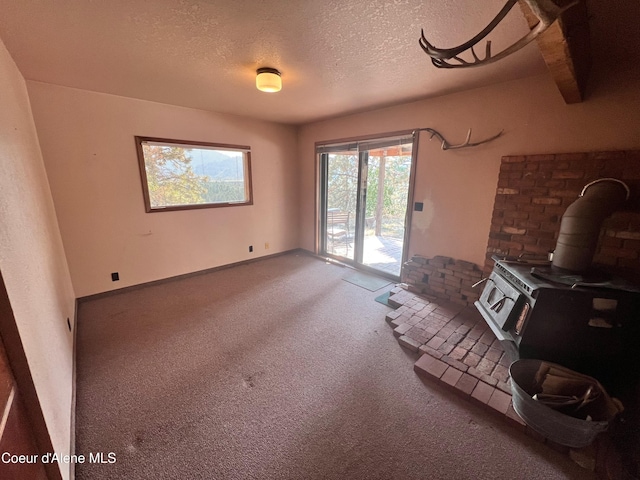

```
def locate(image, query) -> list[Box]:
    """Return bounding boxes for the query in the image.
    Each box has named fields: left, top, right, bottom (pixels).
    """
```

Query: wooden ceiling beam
left=519, top=0, right=591, bottom=104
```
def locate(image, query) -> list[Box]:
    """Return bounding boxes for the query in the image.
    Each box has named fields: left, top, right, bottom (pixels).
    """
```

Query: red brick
left=512, top=178, right=536, bottom=188
left=498, top=354, right=512, bottom=367
left=393, top=323, right=412, bottom=337
left=418, top=344, right=444, bottom=360
left=521, top=186, right=551, bottom=196
left=502, top=226, right=527, bottom=235
left=467, top=326, right=486, bottom=341
left=454, top=373, right=478, bottom=396
left=487, top=389, right=512, bottom=415
left=441, top=366, right=464, bottom=387
left=600, top=236, right=624, bottom=248
left=479, top=331, right=496, bottom=346
left=463, top=352, right=482, bottom=368
left=438, top=342, right=455, bottom=355
left=471, top=342, right=489, bottom=356
left=535, top=179, right=566, bottom=188
left=471, top=381, right=495, bottom=405
left=496, top=381, right=512, bottom=394
left=515, top=206, right=543, bottom=217
left=492, top=364, right=510, bottom=383
left=426, top=336, right=445, bottom=350
left=476, top=358, right=496, bottom=376
left=441, top=355, right=469, bottom=373
left=449, top=346, right=467, bottom=361
left=541, top=204, right=566, bottom=216
left=485, top=347, right=503, bottom=363
left=467, top=366, right=497, bottom=385
left=600, top=247, right=638, bottom=259
left=398, top=335, right=421, bottom=353
left=623, top=238, right=640, bottom=249
left=532, top=197, right=562, bottom=205
left=497, top=187, right=519, bottom=195
left=502, top=210, right=530, bottom=220
left=527, top=154, right=556, bottom=162
left=447, top=332, right=464, bottom=345
left=414, top=353, right=448, bottom=379
left=556, top=152, right=588, bottom=162
left=615, top=231, right=640, bottom=240
left=551, top=170, right=585, bottom=179
left=503, top=155, right=526, bottom=163
left=549, top=189, right=579, bottom=198
left=458, top=338, right=475, bottom=350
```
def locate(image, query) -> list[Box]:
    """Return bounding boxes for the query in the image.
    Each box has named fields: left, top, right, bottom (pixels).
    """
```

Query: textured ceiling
left=0, top=0, right=570, bottom=125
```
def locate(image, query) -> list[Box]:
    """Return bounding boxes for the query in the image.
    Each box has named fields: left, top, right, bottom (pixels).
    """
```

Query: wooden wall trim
left=69, top=300, right=78, bottom=480
left=0, top=272, right=62, bottom=480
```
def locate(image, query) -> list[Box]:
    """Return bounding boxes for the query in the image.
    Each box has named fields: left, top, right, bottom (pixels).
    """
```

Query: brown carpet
left=75, top=252, right=594, bottom=479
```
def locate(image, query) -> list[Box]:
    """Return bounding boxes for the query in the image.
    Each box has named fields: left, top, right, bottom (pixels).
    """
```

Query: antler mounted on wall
left=419, top=0, right=579, bottom=69
left=417, top=128, right=504, bottom=150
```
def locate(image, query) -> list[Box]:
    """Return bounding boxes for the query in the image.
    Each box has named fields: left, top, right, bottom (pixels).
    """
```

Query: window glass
left=135, top=137, right=252, bottom=212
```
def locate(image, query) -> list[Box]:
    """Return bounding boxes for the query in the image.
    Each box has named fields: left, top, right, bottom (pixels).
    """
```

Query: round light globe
left=256, top=68, right=282, bottom=93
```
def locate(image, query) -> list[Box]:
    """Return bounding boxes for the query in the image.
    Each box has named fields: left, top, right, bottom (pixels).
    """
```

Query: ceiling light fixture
left=256, top=67, right=282, bottom=93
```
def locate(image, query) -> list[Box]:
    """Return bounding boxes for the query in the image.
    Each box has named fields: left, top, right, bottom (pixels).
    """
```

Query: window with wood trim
left=135, top=136, right=253, bottom=212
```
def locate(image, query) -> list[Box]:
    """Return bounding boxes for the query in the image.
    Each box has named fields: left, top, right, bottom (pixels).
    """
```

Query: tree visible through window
left=135, top=137, right=252, bottom=212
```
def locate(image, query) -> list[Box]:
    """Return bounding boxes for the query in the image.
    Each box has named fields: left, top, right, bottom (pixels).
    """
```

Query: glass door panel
left=361, top=143, right=412, bottom=277
left=324, top=152, right=358, bottom=262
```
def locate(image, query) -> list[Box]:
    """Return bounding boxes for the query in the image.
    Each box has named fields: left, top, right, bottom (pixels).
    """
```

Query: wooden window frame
left=135, top=136, right=253, bottom=213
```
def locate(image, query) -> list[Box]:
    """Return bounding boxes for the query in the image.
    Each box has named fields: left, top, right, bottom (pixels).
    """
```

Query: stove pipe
left=552, top=178, right=630, bottom=272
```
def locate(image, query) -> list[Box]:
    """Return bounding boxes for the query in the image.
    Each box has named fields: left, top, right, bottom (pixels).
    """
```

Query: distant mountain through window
left=190, top=149, right=245, bottom=181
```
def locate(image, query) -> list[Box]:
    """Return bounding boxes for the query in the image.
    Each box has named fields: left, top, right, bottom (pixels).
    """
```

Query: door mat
left=374, top=291, right=392, bottom=306
left=343, top=271, right=392, bottom=292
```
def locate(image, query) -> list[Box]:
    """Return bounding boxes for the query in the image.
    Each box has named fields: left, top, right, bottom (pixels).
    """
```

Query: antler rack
left=416, top=128, right=504, bottom=150
left=419, top=0, right=579, bottom=69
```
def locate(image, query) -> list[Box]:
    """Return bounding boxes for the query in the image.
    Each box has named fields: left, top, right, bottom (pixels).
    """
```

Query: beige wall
left=27, top=82, right=300, bottom=298
left=0, top=41, right=75, bottom=479
left=298, top=64, right=640, bottom=268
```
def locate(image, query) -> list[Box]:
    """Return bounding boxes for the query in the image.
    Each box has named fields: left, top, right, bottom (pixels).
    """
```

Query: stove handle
left=477, top=277, right=514, bottom=313
left=485, top=284, right=515, bottom=313
left=489, top=295, right=507, bottom=312
left=472, top=277, right=488, bottom=289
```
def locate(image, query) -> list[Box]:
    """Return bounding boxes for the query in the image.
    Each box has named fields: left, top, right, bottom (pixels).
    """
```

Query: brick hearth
left=385, top=285, right=633, bottom=477
left=384, top=285, right=525, bottom=428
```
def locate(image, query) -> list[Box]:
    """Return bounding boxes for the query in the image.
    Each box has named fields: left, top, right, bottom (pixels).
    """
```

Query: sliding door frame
left=315, top=129, right=418, bottom=280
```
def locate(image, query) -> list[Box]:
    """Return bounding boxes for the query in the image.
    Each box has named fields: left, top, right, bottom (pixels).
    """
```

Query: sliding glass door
left=319, top=133, right=414, bottom=279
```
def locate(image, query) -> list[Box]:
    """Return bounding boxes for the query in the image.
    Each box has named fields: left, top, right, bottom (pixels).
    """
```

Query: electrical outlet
left=111, top=272, right=119, bottom=281
left=249, top=245, right=253, bottom=253
left=265, top=242, right=269, bottom=250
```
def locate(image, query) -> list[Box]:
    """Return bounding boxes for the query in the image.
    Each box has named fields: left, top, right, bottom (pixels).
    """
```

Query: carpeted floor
left=75, top=252, right=595, bottom=479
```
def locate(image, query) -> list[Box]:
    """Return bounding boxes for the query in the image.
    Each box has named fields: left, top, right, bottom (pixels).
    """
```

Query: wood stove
left=475, top=256, right=640, bottom=387
left=476, top=178, right=640, bottom=388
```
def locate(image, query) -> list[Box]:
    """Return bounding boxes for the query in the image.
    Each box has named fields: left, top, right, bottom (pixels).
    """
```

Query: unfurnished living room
left=1, top=1, right=640, bottom=479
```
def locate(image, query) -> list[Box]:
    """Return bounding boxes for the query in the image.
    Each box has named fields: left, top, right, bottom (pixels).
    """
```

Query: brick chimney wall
left=401, top=151, right=640, bottom=303
left=486, top=150, right=640, bottom=277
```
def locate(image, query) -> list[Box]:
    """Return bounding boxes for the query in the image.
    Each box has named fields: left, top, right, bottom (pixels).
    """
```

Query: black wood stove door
left=477, top=271, right=527, bottom=334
